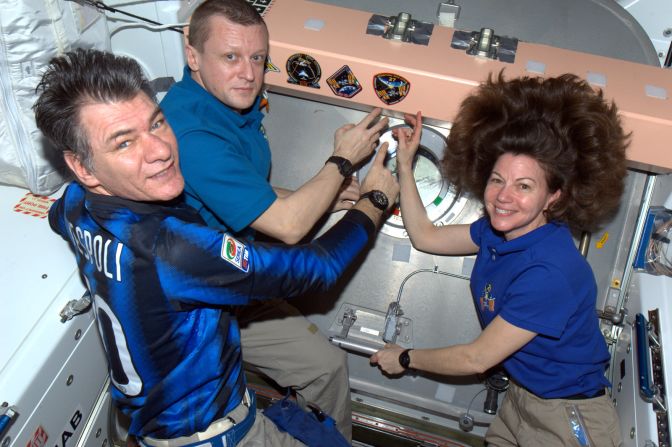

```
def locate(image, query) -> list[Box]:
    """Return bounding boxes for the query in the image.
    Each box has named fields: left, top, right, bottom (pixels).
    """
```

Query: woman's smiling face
left=484, top=153, right=561, bottom=240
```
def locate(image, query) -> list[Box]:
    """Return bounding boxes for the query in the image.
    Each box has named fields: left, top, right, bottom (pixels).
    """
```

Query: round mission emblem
left=373, top=73, right=411, bottom=105
left=286, top=53, right=321, bottom=89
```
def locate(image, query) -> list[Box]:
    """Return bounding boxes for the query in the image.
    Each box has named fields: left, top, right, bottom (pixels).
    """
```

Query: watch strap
left=325, top=155, right=353, bottom=177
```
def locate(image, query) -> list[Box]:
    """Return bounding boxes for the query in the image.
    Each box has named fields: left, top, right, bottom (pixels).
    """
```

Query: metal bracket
left=366, top=13, right=434, bottom=46
left=383, top=12, right=415, bottom=42
left=451, top=28, right=519, bottom=63
left=437, top=1, right=460, bottom=28
left=598, top=305, right=626, bottom=326
left=339, top=307, right=357, bottom=338
left=382, top=301, right=403, bottom=343
left=328, top=303, right=413, bottom=356
left=59, top=291, right=92, bottom=323
left=331, top=307, right=381, bottom=355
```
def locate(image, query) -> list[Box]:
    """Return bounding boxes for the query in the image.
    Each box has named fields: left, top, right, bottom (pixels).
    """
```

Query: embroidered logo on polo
left=326, top=65, right=362, bottom=98
left=286, top=53, right=321, bottom=89
left=373, top=73, right=410, bottom=105
left=265, top=57, right=280, bottom=73
left=259, top=90, right=270, bottom=114
left=479, top=283, right=496, bottom=312
left=221, top=235, right=250, bottom=272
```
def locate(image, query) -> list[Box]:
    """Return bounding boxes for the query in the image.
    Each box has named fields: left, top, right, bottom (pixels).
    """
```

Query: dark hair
left=188, top=0, right=265, bottom=51
left=33, top=48, right=155, bottom=171
left=442, top=72, right=629, bottom=231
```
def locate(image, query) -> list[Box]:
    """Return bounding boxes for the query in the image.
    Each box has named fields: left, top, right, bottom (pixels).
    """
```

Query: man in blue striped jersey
left=34, top=48, right=397, bottom=447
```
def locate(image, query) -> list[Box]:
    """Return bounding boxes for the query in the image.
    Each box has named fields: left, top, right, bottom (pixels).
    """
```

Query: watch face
left=366, top=189, right=390, bottom=211
left=371, top=191, right=389, bottom=208
left=327, top=156, right=353, bottom=177
left=340, top=159, right=354, bottom=177
left=399, top=350, right=411, bottom=369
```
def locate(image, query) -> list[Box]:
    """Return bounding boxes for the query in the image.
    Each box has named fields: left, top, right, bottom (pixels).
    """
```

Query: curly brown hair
left=442, top=72, right=629, bottom=231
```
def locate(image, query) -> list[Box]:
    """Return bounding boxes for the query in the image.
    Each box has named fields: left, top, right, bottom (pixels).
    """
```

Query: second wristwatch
left=360, top=190, right=389, bottom=211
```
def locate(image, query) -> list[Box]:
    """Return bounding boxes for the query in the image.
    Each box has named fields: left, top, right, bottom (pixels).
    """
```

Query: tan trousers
left=237, top=299, right=352, bottom=441
left=486, top=382, right=623, bottom=446
left=237, top=412, right=307, bottom=447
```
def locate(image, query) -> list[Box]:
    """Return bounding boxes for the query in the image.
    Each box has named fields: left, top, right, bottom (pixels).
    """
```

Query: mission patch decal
left=286, top=53, right=321, bottom=89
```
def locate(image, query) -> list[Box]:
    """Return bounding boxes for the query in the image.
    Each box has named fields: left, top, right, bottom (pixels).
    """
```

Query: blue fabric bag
left=263, top=393, right=350, bottom=447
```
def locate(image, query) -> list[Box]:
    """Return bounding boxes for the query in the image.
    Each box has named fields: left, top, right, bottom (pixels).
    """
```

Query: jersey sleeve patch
left=221, top=234, right=250, bottom=272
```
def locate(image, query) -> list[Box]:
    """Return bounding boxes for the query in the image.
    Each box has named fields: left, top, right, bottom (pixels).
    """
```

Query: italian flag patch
left=221, top=234, right=250, bottom=272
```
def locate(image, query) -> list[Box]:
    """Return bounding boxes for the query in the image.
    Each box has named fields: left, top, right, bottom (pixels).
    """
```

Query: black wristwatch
left=399, top=349, right=413, bottom=370
left=360, top=190, right=389, bottom=211
left=325, top=156, right=354, bottom=178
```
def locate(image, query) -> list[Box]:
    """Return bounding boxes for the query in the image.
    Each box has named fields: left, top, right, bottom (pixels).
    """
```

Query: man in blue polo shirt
left=161, top=0, right=388, bottom=439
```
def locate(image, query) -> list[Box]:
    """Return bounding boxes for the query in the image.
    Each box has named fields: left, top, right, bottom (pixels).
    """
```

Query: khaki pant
left=486, top=382, right=623, bottom=447
left=140, top=391, right=305, bottom=447
left=237, top=412, right=307, bottom=447
left=237, top=300, right=352, bottom=441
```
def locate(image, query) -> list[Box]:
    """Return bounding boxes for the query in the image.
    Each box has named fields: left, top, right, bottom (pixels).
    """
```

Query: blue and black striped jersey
left=48, top=182, right=374, bottom=439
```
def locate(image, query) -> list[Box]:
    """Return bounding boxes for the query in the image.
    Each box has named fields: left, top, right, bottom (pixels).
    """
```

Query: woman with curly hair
left=370, top=73, right=628, bottom=445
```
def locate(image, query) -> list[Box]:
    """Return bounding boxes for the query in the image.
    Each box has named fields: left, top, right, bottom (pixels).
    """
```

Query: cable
left=465, top=387, right=487, bottom=415
left=382, top=266, right=470, bottom=343
left=110, top=21, right=188, bottom=37
left=69, top=0, right=184, bottom=34
left=458, top=387, right=486, bottom=432
left=646, top=218, right=672, bottom=276
left=394, top=267, right=470, bottom=307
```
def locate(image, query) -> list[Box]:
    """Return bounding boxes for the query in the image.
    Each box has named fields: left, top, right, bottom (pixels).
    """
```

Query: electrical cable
left=458, top=387, right=487, bottom=432
left=70, top=0, right=184, bottom=34
left=394, top=267, right=470, bottom=307
left=109, top=22, right=188, bottom=37
left=646, top=218, right=672, bottom=276
left=465, top=387, right=487, bottom=416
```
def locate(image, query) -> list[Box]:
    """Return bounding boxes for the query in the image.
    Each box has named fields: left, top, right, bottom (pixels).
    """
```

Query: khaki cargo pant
left=486, top=382, right=623, bottom=446
left=237, top=299, right=352, bottom=441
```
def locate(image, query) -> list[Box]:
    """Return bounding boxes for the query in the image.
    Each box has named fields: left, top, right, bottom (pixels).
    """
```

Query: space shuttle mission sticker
left=327, top=65, right=362, bottom=98
left=286, top=53, right=321, bottom=89
left=14, top=193, right=56, bottom=218
left=373, top=73, right=410, bottom=105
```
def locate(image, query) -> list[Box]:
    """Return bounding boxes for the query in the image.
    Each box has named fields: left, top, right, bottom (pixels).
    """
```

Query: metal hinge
left=366, top=12, right=434, bottom=46
left=451, top=28, right=519, bottom=63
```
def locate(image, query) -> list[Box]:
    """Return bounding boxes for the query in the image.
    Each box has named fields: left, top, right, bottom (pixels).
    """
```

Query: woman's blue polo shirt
left=470, top=217, right=610, bottom=398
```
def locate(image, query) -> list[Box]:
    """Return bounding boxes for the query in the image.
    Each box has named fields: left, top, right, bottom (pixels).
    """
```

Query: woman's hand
left=393, top=112, right=423, bottom=172
left=370, top=343, right=406, bottom=375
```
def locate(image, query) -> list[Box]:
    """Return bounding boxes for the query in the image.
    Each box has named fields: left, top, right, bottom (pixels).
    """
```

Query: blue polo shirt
left=161, top=66, right=276, bottom=237
left=470, top=217, right=610, bottom=398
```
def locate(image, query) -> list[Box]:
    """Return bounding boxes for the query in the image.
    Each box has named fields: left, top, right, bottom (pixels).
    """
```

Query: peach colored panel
left=264, top=0, right=672, bottom=173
